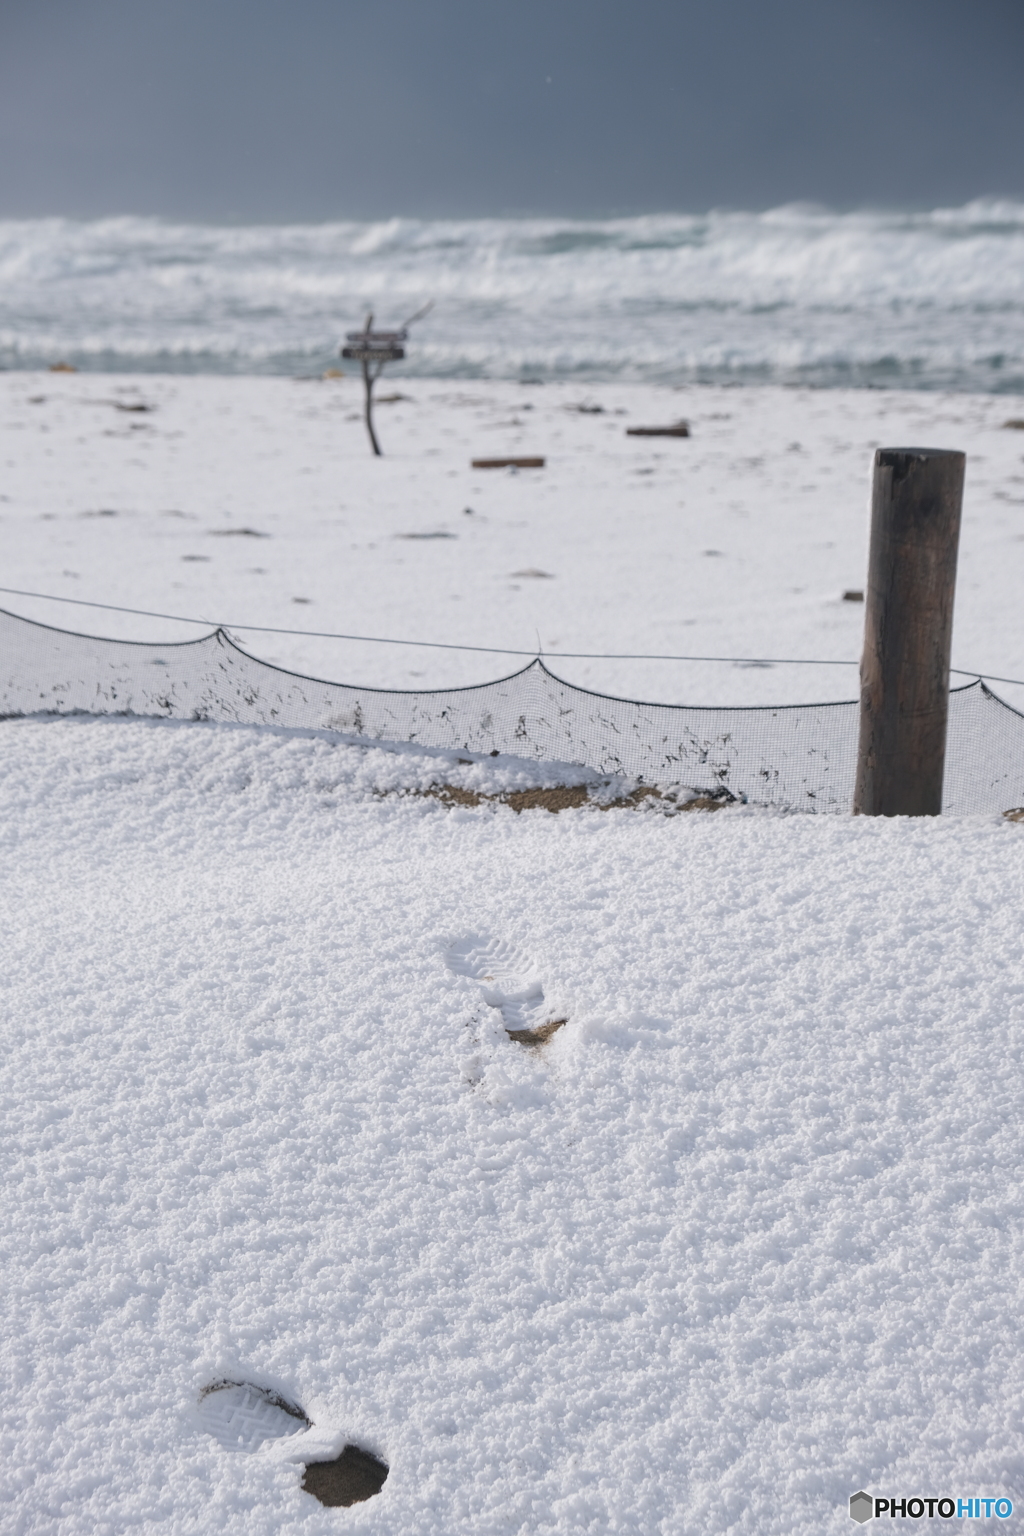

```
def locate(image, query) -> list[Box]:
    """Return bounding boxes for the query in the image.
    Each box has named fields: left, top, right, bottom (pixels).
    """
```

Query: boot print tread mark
left=446, top=935, right=566, bottom=1045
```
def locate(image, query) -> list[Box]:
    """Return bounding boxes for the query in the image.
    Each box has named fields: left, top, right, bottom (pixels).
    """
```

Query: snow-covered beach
left=4, top=361, right=1024, bottom=1535
left=3, top=371, right=1024, bottom=706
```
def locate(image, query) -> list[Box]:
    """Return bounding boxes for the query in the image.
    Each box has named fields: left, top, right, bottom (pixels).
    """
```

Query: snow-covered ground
left=2, top=372, right=1024, bottom=707
left=3, top=376, right=1024, bottom=1535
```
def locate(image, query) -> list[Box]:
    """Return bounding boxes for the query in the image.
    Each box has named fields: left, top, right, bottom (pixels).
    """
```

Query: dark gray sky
left=1, top=0, right=1022, bottom=221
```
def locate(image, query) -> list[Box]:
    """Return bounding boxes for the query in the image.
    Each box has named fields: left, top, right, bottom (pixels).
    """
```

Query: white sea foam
left=2, top=202, right=1024, bottom=389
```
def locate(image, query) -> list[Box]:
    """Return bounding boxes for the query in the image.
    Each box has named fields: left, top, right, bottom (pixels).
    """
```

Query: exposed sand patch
left=410, top=783, right=735, bottom=813
left=302, top=1446, right=389, bottom=1508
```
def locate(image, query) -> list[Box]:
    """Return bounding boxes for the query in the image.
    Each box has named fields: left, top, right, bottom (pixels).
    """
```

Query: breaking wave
left=2, top=202, right=1024, bottom=390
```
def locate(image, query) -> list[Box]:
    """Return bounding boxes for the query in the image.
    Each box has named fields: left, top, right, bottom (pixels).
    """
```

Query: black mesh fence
left=2, top=606, right=1022, bottom=814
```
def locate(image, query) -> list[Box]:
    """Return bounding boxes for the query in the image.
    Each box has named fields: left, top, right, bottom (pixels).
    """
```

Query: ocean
left=1, top=201, right=1023, bottom=392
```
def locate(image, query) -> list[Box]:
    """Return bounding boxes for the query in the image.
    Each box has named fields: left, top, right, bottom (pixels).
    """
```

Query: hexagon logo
left=849, top=1490, right=873, bottom=1523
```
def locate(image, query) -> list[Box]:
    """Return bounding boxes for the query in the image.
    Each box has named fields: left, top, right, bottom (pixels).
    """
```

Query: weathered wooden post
left=853, top=447, right=965, bottom=816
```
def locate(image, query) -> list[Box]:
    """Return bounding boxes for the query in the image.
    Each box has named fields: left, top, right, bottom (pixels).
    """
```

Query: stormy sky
left=1, top=0, right=1021, bottom=221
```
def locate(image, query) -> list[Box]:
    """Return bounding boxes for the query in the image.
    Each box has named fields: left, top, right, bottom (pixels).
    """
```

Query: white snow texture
left=3, top=715, right=1024, bottom=1534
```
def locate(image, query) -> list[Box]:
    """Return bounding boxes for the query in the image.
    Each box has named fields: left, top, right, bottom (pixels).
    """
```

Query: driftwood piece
left=626, top=421, right=690, bottom=438
left=471, top=456, right=546, bottom=469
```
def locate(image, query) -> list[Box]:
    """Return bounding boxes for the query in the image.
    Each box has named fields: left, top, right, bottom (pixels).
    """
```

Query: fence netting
left=2, top=607, right=1023, bottom=814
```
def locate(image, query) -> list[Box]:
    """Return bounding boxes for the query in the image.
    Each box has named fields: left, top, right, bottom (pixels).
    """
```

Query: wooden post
left=853, top=447, right=965, bottom=816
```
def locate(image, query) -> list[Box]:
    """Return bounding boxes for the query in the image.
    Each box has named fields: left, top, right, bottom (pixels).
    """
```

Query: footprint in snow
left=446, top=934, right=566, bottom=1045
left=198, top=1380, right=310, bottom=1452
left=198, top=1380, right=388, bottom=1507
